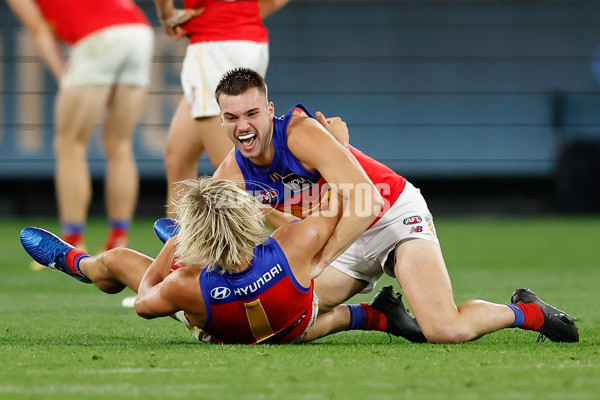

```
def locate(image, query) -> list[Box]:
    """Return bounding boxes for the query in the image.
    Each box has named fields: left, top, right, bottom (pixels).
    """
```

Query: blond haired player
left=21, top=177, right=425, bottom=344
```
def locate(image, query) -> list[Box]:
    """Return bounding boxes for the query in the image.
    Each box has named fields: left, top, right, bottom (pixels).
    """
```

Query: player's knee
left=164, top=148, right=188, bottom=176
left=421, top=321, right=471, bottom=344
left=164, top=138, right=202, bottom=177
left=423, top=329, right=468, bottom=344
left=93, top=249, right=127, bottom=294
left=53, top=135, right=85, bottom=156
left=316, top=293, right=338, bottom=314
left=103, top=139, right=133, bottom=161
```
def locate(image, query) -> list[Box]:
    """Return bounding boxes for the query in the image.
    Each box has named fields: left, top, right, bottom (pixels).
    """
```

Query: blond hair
left=172, top=177, right=269, bottom=273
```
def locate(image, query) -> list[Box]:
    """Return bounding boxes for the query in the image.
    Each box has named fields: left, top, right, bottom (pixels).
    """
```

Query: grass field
left=1, top=215, right=599, bottom=399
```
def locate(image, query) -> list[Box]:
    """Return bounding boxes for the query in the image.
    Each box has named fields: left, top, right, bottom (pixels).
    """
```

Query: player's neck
left=249, top=135, right=275, bottom=169
left=231, top=251, right=255, bottom=273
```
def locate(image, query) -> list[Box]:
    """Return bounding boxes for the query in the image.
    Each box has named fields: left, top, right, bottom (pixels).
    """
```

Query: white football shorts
left=181, top=41, right=269, bottom=118
left=292, top=291, right=320, bottom=343
left=61, top=24, right=154, bottom=88
left=329, top=181, right=440, bottom=293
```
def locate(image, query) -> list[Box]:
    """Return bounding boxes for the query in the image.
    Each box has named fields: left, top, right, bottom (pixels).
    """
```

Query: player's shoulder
left=164, top=266, right=203, bottom=299
left=271, top=220, right=320, bottom=255
left=286, top=115, right=331, bottom=153
left=213, top=149, right=244, bottom=184
left=287, top=113, right=321, bottom=137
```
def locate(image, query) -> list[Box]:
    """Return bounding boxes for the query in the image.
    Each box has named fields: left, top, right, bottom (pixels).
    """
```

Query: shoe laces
left=385, top=332, right=393, bottom=343
left=42, top=236, right=68, bottom=270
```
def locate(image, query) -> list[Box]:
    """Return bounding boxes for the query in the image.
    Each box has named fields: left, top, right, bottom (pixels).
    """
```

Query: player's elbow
left=134, top=298, right=156, bottom=320
left=363, top=188, right=384, bottom=222
left=306, top=225, right=325, bottom=248
left=372, top=191, right=384, bottom=216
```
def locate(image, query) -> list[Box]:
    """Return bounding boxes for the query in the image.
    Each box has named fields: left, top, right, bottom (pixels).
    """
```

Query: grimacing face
left=218, top=87, right=275, bottom=166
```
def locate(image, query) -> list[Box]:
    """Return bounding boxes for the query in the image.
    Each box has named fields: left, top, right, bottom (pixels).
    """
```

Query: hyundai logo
left=210, top=287, right=231, bottom=300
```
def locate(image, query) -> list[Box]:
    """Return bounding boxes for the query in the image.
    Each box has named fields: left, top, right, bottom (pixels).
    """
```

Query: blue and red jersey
left=200, top=237, right=314, bottom=344
left=235, top=104, right=407, bottom=226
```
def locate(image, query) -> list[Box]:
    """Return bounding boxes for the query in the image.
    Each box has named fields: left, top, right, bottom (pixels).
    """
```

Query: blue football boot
left=20, top=227, right=91, bottom=284
left=153, top=218, right=180, bottom=243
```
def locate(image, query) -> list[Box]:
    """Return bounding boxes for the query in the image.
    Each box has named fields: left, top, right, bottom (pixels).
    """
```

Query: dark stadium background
left=1, top=0, right=599, bottom=217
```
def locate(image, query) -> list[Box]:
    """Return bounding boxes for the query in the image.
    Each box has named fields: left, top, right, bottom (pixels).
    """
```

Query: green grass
left=1, top=216, right=599, bottom=399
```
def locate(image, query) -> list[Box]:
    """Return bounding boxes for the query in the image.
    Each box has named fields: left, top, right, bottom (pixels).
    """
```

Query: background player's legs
left=163, top=98, right=233, bottom=216
left=54, top=85, right=112, bottom=246
left=101, top=84, right=147, bottom=249
left=393, top=239, right=515, bottom=343
left=200, top=115, right=233, bottom=168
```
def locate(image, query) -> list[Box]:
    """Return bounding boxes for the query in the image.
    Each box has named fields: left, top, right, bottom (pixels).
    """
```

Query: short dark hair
left=215, top=67, right=268, bottom=102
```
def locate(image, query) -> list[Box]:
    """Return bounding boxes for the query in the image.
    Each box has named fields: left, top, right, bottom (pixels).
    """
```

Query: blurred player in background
left=20, top=176, right=425, bottom=344
left=151, top=0, right=291, bottom=216
left=6, top=0, right=154, bottom=261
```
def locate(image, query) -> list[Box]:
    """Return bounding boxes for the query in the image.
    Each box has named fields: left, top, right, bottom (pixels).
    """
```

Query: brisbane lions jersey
left=235, top=104, right=407, bottom=227
left=199, top=237, right=314, bottom=344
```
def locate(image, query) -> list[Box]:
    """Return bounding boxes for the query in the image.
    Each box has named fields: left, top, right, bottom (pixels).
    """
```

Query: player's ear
left=268, top=101, right=275, bottom=118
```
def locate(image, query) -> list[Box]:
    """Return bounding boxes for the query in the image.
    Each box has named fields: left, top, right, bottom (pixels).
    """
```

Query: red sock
left=360, top=303, right=388, bottom=332
left=65, top=249, right=89, bottom=277
left=104, top=229, right=128, bottom=250
left=516, top=303, right=545, bottom=331
left=63, top=233, right=83, bottom=247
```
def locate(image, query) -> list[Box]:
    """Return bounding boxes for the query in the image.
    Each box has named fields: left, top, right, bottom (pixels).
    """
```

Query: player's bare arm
left=153, top=0, right=203, bottom=40
left=135, top=239, right=206, bottom=326
left=315, top=111, right=349, bottom=149
left=258, top=0, right=292, bottom=19
left=272, top=192, right=341, bottom=285
left=6, top=0, right=66, bottom=81
left=287, top=116, right=384, bottom=270
left=135, top=238, right=180, bottom=318
left=213, top=148, right=246, bottom=188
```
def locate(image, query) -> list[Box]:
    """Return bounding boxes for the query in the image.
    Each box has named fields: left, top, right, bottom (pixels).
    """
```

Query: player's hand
left=316, top=111, right=349, bottom=148
left=161, top=8, right=204, bottom=40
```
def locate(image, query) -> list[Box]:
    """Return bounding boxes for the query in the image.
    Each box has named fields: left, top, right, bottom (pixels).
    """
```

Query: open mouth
left=237, top=133, right=257, bottom=150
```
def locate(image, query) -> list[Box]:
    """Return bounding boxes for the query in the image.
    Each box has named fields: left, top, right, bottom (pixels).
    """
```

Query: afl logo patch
left=210, top=287, right=231, bottom=300
left=246, top=180, right=280, bottom=204
left=403, top=216, right=422, bottom=225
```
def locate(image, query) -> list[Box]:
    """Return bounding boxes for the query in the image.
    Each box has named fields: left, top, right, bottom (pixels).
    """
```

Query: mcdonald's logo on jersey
left=269, top=172, right=283, bottom=182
